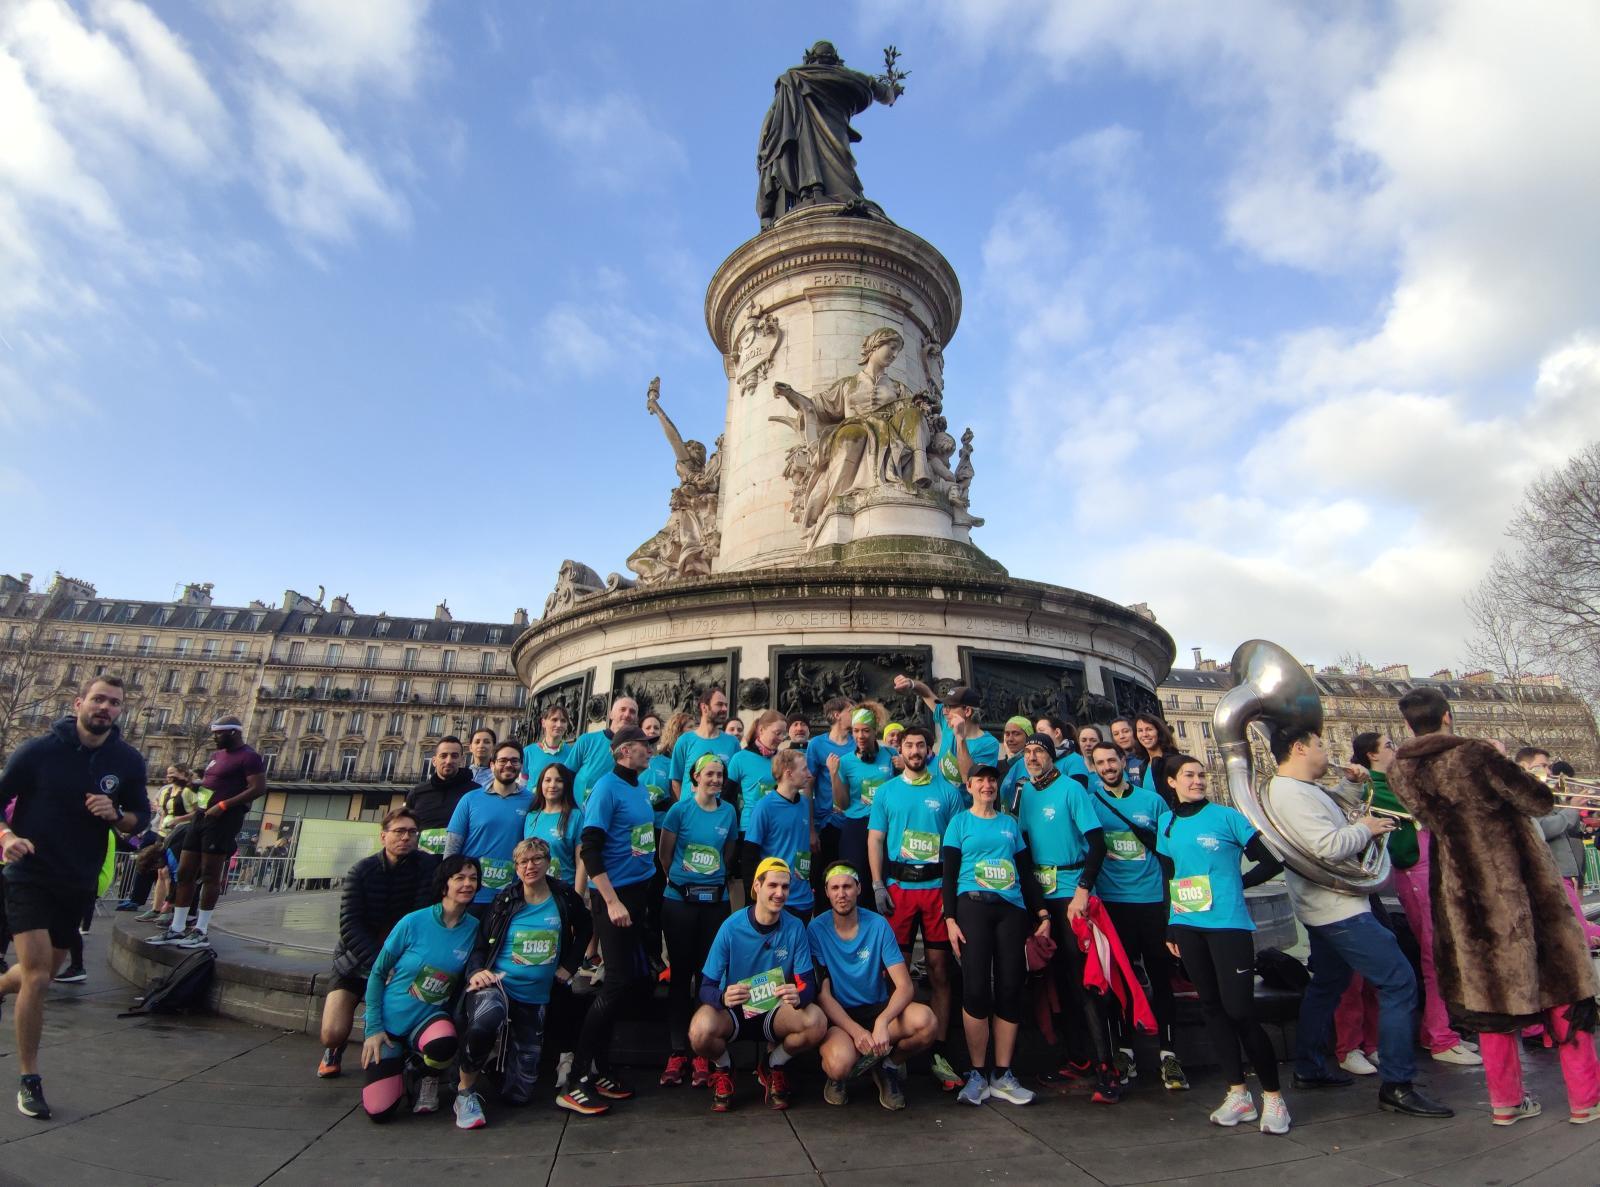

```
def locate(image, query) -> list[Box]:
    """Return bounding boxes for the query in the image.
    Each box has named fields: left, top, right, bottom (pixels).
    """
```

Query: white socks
left=171, top=907, right=190, bottom=932
left=768, top=1045, right=792, bottom=1068
left=196, top=909, right=213, bottom=933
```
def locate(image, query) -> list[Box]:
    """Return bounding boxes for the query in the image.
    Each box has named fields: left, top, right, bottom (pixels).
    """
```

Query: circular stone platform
left=514, top=564, right=1175, bottom=729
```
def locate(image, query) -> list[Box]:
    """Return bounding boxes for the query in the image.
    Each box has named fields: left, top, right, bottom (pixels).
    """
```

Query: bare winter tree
left=0, top=618, right=69, bottom=763
left=1466, top=440, right=1600, bottom=726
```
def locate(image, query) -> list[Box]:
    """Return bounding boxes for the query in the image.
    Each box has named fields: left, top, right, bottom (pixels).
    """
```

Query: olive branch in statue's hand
left=882, top=45, right=909, bottom=95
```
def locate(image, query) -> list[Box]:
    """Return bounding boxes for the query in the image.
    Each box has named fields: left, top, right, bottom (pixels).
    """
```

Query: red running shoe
left=711, top=1068, right=736, bottom=1112
left=758, top=1063, right=791, bottom=1110
left=659, top=1054, right=689, bottom=1087
left=691, top=1056, right=712, bottom=1088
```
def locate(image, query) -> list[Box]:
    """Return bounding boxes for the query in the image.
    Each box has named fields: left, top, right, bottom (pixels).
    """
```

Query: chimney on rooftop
left=512, top=608, right=530, bottom=627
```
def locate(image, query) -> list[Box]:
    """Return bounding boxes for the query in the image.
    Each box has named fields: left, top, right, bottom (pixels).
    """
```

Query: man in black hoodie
left=0, top=676, right=150, bottom=1120
left=404, top=736, right=476, bottom=855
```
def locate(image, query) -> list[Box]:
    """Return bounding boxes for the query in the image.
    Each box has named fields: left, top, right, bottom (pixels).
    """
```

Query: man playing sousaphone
left=1267, top=724, right=1453, bottom=1118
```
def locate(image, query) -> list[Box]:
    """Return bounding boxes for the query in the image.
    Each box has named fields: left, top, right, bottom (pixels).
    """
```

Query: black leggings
left=574, top=880, right=653, bottom=1078
left=1172, top=925, right=1279, bottom=1091
left=1044, top=898, right=1114, bottom=1066
left=661, top=896, right=729, bottom=1052
left=459, top=985, right=547, bottom=1103
left=1105, top=899, right=1176, bottom=1048
left=836, top=816, right=870, bottom=878
left=955, top=895, right=1028, bottom=1024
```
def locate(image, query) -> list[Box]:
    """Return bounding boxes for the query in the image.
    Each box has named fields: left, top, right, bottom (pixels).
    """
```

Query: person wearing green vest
left=1353, top=731, right=1479, bottom=1067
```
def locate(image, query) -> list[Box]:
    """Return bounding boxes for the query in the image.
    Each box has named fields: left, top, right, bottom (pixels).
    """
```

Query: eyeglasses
left=514, top=856, right=550, bottom=867
left=387, top=827, right=420, bottom=837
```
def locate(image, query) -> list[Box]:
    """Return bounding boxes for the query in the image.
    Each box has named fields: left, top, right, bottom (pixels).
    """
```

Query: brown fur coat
left=1389, top=733, right=1597, bottom=1031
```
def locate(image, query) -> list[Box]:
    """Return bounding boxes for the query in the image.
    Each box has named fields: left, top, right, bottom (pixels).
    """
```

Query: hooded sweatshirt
left=0, top=718, right=149, bottom=893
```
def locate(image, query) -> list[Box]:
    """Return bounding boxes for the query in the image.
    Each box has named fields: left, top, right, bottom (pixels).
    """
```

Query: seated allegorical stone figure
left=627, top=377, right=723, bottom=583
left=774, top=328, right=937, bottom=530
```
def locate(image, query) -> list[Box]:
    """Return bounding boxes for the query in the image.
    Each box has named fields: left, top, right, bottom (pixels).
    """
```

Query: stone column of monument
left=707, top=210, right=987, bottom=574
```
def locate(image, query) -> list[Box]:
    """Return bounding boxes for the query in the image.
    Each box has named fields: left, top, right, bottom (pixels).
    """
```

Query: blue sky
left=3, top=1, right=1599, bottom=672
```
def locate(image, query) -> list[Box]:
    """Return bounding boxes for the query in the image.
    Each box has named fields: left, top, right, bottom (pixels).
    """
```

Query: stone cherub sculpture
left=773, top=327, right=938, bottom=530
left=626, top=377, right=723, bottom=583
left=756, top=41, right=908, bottom=229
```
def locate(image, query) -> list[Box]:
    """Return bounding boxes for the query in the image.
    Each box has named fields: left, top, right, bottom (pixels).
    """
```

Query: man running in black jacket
left=315, top=807, right=439, bottom=1078
left=0, top=676, right=150, bottom=1119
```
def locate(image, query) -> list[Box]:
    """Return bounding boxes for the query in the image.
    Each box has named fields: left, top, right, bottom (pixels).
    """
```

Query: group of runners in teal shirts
left=357, top=685, right=1285, bottom=1133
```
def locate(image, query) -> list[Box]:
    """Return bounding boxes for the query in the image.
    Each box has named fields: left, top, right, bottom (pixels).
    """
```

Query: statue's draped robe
left=802, top=372, right=926, bottom=527
left=757, top=64, right=892, bottom=227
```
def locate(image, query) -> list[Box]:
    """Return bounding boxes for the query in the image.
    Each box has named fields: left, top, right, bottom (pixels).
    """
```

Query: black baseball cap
left=946, top=685, right=981, bottom=708
left=610, top=726, right=650, bottom=750
left=967, top=763, right=1002, bottom=782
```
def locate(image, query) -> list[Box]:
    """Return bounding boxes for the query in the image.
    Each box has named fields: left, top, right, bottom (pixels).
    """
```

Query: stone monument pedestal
left=514, top=564, right=1171, bottom=734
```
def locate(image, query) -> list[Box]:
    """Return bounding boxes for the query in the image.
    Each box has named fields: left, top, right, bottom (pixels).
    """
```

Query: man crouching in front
left=689, top=857, right=827, bottom=1111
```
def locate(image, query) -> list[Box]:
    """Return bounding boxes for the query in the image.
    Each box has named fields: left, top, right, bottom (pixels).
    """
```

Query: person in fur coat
left=1389, top=685, right=1600, bottom=1127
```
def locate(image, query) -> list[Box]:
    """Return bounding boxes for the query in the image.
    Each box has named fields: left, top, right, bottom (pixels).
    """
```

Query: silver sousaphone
left=1212, top=638, right=1391, bottom=896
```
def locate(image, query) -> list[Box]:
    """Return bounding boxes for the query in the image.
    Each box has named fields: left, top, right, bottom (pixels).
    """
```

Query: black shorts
left=5, top=879, right=94, bottom=951
left=329, top=971, right=368, bottom=997
left=182, top=807, right=248, bottom=856
left=723, top=1006, right=780, bottom=1044
left=842, top=1003, right=886, bottom=1030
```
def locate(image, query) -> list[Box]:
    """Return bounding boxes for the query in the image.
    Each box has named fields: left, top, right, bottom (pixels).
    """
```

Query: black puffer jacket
left=331, top=848, right=440, bottom=980
left=464, top=876, right=590, bottom=988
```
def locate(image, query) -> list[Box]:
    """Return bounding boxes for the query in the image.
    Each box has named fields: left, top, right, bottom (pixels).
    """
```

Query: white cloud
left=247, top=84, right=408, bottom=244
left=952, top=0, right=1600, bottom=669
left=522, top=81, right=687, bottom=190
left=226, top=0, right=433, bottom=102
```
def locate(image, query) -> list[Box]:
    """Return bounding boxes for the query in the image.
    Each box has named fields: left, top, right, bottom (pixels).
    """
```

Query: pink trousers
left=1561, top=877, right=1600, bottom=945
left=1388, top=832, right=1462, bottom=1053
left=1480, top=1005, right=1600, bottom=1113
left=1334, top=975, right=1378, bottom=1059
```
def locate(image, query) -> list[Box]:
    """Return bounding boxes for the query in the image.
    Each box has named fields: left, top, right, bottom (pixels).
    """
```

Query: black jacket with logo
left=0, top=718, right=150, bottom=892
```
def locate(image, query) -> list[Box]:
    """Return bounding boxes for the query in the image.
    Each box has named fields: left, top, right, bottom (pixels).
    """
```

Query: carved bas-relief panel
left=770, top=645, right=933, bottom=728
left=1108, top=673, right=1162, bottom=722
left=961, top=650, right=1088, bottom=728
left=527, top=670, right=592, bottom=737
left=610, top=651, right=740, bottom=723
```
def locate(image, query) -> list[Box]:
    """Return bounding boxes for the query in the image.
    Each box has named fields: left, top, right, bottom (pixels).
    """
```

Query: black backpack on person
left=120, top=948, right=217, bottom=1017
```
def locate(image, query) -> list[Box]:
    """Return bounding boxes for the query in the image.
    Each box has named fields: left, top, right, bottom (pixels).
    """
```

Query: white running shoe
left=1492, top=1095, right=1541, bottom=1126
left=1259, top=1093, right=1292, bottom=1135
left=413, top=1075, right=441, bottom=1114
left=1209, top=1088, right=1258, bottom=1127
left=144, top=928, right=188, bottom=946
left=1432, top=1044, right=1483, bottom=1066
left=173, top=929, right=212, bottom=950
left=987, top=1070, right=1035, bottom=1106
left=1339, top=1050, right=1379, bottom=1076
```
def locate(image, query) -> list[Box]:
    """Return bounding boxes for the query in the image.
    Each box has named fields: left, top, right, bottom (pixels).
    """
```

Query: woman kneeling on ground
left=453, top=837, right=591, bottom=1128
left=361, top=855, right=482, bottom=1121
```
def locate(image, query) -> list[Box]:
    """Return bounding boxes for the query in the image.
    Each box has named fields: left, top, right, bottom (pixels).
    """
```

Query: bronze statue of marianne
left=756, top=41, right=908, bottom=229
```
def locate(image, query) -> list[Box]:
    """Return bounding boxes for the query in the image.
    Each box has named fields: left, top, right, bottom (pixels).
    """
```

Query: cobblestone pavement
left=2, top=931, right=1598, bottom=1186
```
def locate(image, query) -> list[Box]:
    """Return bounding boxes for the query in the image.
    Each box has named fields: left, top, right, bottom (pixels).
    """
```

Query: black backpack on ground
left=1255, top=947, right=1311, bottom=993
left=120, top=948, right=216, bottom=1017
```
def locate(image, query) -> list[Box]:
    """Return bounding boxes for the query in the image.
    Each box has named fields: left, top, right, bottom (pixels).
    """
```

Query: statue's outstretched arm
left=647, top=378, right=693, bottom=464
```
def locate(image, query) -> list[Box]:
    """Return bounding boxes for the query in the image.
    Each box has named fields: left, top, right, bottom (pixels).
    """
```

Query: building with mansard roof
left=1, top=572, right=528, bottom=847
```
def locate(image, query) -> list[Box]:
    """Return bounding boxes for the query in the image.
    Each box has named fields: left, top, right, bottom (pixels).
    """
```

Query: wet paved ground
left=4, top=929, right=1600, bottom=1185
